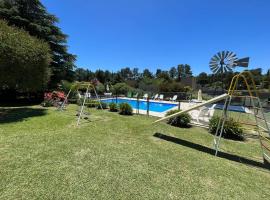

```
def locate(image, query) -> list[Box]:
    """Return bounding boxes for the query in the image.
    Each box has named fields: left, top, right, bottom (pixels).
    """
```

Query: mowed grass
left=0, top=105, right=270, bottom=199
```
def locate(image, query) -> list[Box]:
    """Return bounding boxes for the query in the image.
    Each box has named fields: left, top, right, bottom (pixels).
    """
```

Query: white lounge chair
left=85, top=92, right=91, bottom=98
left=153, top=94, right=159, bottom=100
left=159, top=94, right=164, bottom=101
left=189, top=104, right=215, bottom=125
left=143, top=94, right=148, bottom=99
left=170, top=95, right=178, bottom=101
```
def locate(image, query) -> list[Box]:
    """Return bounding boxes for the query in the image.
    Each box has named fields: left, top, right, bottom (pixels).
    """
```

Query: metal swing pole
left=213, top=73, right=238, bottom=156
left=59, top=89, right=72, bottom=111
left=93, top=85, right=103, bottom=110
left=214, top=95, right=232, bottom=156
left=76, top=85, right=90, bottom=126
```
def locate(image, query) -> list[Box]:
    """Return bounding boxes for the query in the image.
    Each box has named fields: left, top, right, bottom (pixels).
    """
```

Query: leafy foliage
left=109, top=102, right=118, bottom=112
left=97, top=102, right=107, bottom=109
left=119, top=103, right=133, bottom=115
left=0, top=20, right=51, bottom=92
left=165, top=110, right=191, bottom=128
left=86, top=100, right=98, bottom=108
left=0, top=0, right=76, bottom=86
left=209, top=116, right=244, bottom=141
left=41, top=91, right=65, bottom=107
left=112, top=83, right=132, bottom=95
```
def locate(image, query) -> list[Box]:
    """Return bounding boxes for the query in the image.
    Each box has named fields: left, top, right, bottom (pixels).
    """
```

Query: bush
left=165, top=110, right=191, bottom=128
left=119, top=103, right=133, bottom=115
left=209, top=116, right=244, bottom=141
left=0, top=20, right=51, bottom=92
left=97, top=102, right=107, bottom=109
left=112, top=83, right=132, bottom=95
left=86, top=100, right=98, bottom=108
left=41, top=91, right=65, bottom=107
left=41, top=99, right=54, bottom=107
left=109, top=102, right=118, bottom=112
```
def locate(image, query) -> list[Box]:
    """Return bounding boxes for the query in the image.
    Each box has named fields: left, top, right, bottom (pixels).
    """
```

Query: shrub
left=112, top=83, right=132, bottom=95
left=119, top=103, right=133, bottom=115
left=97, top=102, right=107, bottom=109
left=209, top=116, right=244, bottom=141
left=165, top=110, right=191, bottom=128
left=86, top=100, right=98, bottom=108
left=109, top=102, right=118, bottom=112
left=0, top=20, right=51, bottom=92
left=41, top=91, right=65, bottom=107
left=41, top=99, right=53, bottom=107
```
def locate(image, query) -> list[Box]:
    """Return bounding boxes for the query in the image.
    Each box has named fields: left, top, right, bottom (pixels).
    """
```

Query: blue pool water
left=213, top=104, right=247, bottom=113
left=101, top=98, right=177, bottom=112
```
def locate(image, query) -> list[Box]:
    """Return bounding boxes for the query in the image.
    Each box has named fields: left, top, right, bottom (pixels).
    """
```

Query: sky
left=42, top=0, right=270, bottom=75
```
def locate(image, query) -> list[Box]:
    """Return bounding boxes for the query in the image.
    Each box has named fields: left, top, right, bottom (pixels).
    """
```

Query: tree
left=132, top=68, right=140, bottom=80
left=197, top=72, right=209, bottom=87
left=177, top=64, right=185, bottom=81
left=177, top=64, right=192, bottom=81
left=184, top=64, right=192, bottom=77
left=0, top=20, right=51, bottom=92
left=112, top=82, right=131, bottom=95
left=95, top=69, right=105, bottom=83
left=263, top=69, right=270, bottom=89
left=156, top=69, right=162, bottom=77
left=120, top=67, right=133, bottom=80
left=143, top=69, right=153, bottom=79
left=0, top=0, right=76, bottom=87
left=75, top=68, right=88, bottom=82
left=169, top=67, right=177, bottom=79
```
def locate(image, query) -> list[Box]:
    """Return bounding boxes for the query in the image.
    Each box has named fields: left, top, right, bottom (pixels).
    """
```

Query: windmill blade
left=210, top=65, right=218, bottom=72
left=224, top=65, right=233, bottom=72
left=221, top=51, right=226, bottom=60
left=227, top=51, right=236, bottom=57
left=210, top=65, right=219, bottom=72
left=227, top=52, right=237, bottom=60
left=210, top=61, right=218, bottom=66
left=217, top=52, right=223, bottom=60
left=210, top=64, right=219, bottom=73
left=224, top=50, right=230, bottom=59
left=235, top=57, right=249, bottom=67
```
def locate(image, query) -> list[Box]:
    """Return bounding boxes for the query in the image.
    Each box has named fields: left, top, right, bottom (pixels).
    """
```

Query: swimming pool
left=101, top=98, right=177, bottom=113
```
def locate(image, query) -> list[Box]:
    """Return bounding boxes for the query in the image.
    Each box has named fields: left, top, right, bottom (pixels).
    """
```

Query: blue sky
left=42, top=0, right=270, bottom=75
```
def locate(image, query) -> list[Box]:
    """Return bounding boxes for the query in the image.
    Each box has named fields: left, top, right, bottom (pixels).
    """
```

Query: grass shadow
left=0, top=107, right=47, bottom=124
left=153, top=132, right=270, bottom=170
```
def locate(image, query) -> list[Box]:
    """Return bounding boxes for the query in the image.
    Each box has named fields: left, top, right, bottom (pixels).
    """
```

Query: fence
left=97, top=92, right=189, bottom=116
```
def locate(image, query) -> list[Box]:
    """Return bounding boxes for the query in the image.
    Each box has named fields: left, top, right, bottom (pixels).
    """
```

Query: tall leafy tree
left=177, top=64, right=185, bottom=81
left=0, top=20, right=51, bottom=92
left=0, top=0, right=76, bottom=87
left=143, top=69, right=153, bottom=79
left=169, top=67, right=177, bottom=79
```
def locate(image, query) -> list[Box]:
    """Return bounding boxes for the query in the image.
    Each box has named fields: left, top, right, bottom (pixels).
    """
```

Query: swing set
left=154, top=71, right=270, bottom=165
left=59, top=82, right=103, bottom=126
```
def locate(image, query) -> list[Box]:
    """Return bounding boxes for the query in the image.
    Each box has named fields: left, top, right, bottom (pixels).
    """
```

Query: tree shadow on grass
left=153, top=132, right=270, bottom=170
left=0, top=107, right=47, bottom=124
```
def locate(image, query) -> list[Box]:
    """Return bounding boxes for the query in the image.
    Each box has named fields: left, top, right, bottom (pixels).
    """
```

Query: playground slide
left=154, top=93, right=229, bottom=123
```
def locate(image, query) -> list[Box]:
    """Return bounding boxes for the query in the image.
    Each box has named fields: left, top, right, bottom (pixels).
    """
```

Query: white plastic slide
left=154, top=93, right=229, bottom=123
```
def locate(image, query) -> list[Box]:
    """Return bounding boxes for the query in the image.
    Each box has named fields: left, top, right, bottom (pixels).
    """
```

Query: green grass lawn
left=0, top=105, right=270, bottom=199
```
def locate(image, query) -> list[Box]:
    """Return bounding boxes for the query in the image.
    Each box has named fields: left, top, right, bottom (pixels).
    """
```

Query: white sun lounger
left=143, top=94, right=148, bottom=99
left=170, top=95, right=177, bottom=101
left=153, top=94, right=159, bottom=100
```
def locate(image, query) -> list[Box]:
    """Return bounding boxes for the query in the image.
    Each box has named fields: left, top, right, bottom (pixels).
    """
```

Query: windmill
left=209, top=51, right=249, bottom=91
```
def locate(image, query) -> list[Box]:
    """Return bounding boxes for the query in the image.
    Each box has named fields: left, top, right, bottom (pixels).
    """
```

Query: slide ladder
left=213, top=71, right=270, bottom=164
